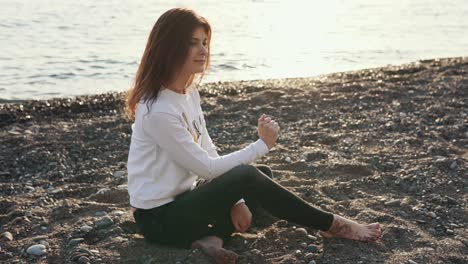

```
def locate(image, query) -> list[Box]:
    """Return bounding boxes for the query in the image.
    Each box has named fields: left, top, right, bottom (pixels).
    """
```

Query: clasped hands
left=257, top=113, right=280, bottom=150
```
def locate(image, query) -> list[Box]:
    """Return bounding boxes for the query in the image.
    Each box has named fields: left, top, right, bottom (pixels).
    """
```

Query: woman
left=125, top=7, right=381, bottom=264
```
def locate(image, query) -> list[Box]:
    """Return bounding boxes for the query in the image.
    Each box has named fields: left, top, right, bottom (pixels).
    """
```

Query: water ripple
left=218, top=64, right=240, bottom=70
left=49, top=73, right=76, bottom=79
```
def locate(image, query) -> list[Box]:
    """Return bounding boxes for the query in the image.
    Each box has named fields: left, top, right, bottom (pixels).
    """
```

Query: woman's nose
left=200, top=45, right=208, bottom=55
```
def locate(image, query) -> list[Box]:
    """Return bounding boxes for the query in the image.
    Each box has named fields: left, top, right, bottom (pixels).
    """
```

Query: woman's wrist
left=260, top=138, right=273, bottom=150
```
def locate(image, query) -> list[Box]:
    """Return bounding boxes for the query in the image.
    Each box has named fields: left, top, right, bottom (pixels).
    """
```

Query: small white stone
left=80, top=225, right=93, bottom=232
left=285, top=157, right=292, bottom=163
left=26, top=244, right=47, bottom=256
left=295, top=227, right=308, bottom=236
left=96, top=188, right=110, bottom=194
left=50, top=188, right=61, bottom=194
left=117, top=184, right=127, bottom=190
left=1, top=232, right=13, bottom=241
left=111, top=210, right=125, bottom=216
left=112, top=236, right=127, bottom=243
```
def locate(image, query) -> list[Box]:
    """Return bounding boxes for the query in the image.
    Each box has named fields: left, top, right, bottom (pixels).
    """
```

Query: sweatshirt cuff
left=234, top=198, right=245, bottom=205
left=254, top=138, right=270, bottom=156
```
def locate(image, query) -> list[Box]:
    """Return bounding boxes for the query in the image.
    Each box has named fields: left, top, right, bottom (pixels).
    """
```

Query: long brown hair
left=125, top=8, right=211, bottom=120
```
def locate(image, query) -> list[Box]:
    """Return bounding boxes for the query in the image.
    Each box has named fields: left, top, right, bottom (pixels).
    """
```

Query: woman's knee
left=232, top=164, right=265, bottom=182
left=255, top=164, right=273, bottom=178
left=231, top=164, right=257, bottom=176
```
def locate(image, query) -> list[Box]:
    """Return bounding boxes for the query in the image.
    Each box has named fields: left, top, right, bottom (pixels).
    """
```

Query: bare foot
left=319, top=214, right=382, bottom=242
left=191, top=236, right=239, bottom=264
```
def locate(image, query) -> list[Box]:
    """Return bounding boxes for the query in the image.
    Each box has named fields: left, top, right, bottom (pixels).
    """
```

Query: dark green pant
left=133, top=164, right=334, bottom=249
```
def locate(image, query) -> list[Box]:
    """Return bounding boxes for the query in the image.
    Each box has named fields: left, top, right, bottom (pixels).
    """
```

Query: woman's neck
left=166, top=74, right=192, bottom=94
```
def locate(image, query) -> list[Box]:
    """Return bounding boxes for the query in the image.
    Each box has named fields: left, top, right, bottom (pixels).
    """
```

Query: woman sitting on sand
left=125, top=7, right=381, bottom=264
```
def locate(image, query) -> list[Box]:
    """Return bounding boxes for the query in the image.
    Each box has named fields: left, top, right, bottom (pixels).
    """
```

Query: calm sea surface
left=1, top=0, right=467, bottom=100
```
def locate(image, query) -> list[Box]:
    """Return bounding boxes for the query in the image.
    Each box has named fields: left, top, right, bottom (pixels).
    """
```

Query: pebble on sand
left=80, top=225, right=93, bottom=233
left=78, top=256, right=91, bottom=264
left=305, top=244, right=318, bottom=253
left=1, top=232, right=13, bottom=241
left=450, top=161, right=458, bottom=170
left=68, top=238, right=84, bottom=247
left=304, top=253, right=314, bottom=261
left=95, top=211, right=107, bottom=217
left=384, top=199, right=401, bottom=206
left=94, top=216, right=114, bottom=229
left=26, top=244, right=47, bottom=256
left=295, top=227, right=308, bottom=237
left=427, top=212, right=437, bottom=218
left=114, top=171, right=126, bottom=178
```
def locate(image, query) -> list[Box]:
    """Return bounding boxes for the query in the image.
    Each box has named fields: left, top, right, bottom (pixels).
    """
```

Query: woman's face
left=181, top=26, right=209, bottom=76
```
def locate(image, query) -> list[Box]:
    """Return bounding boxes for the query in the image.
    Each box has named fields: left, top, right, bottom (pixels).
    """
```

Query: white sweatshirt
left=127, top=83, right=270, bottom=209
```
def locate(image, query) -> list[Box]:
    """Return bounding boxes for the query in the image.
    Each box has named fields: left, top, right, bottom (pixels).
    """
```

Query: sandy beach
left=0, top=57, right=467, bottom=263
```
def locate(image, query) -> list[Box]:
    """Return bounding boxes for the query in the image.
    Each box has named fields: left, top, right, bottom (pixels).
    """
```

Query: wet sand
left=0, top=57, right=467, bottom=263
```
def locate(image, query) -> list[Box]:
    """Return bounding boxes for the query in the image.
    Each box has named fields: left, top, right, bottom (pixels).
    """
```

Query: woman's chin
left=192, top=69, right=205, bottom=75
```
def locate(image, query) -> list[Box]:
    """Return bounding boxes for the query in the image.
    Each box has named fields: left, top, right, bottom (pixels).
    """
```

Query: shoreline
left=0, top=56, right=465, bottom=105
left=0, top=56, right=467, bottom=263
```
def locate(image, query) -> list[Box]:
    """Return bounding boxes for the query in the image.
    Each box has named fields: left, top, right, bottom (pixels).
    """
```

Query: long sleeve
left=142, top=112, right=269, bottom=181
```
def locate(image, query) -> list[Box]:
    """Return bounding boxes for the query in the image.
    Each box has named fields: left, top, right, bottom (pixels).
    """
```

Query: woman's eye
left=190, top=42, right=207, bottom=47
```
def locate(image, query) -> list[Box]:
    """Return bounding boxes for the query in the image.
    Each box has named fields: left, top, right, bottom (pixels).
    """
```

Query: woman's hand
left=257, top=114, right=280, bottom=149
left=230, top=202, right=252, bottom=233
